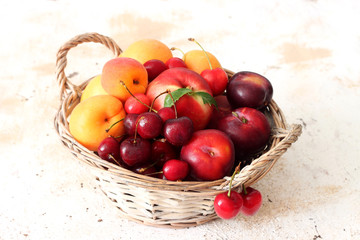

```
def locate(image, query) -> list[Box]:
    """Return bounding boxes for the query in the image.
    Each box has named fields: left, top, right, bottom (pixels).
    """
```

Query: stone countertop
left=1, top=0, right=359, bottom=239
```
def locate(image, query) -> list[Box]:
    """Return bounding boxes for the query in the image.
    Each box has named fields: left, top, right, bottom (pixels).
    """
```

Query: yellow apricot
left=120, top=39, right=173, bottom=64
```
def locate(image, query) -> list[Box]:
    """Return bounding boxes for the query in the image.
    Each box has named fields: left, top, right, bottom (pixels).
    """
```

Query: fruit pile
left=68, top=38, right=273, bottom=219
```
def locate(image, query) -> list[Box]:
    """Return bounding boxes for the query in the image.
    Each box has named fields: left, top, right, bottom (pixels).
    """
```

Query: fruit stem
left=119, top=80, right=156, bottom=113
left=232, top=112, right=248, bottom=124
left=188, top=38, right=213, bottom=70
left=242, top=184, right=248, bottom=195
left=106, top=117, right=125, bottom=133
left=170, top=47, right=185, bottom=57
left=150, top=90, right=171, bottom=112
left=167, top=90, right=178, bottom=119
left=139, top=160, right=160, bottom=173
left=108, top=154, right=122, bottom=166
left=227, top=165, right=241, bottom=198
left=145, top=171, right=163, bottom=176
left=134, top=116, right=144, bottom=143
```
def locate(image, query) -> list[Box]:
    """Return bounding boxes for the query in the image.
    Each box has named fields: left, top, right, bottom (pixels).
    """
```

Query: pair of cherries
left=214, top=164, right=262, bottom=219
left=214, top=186, right=262, bottom=219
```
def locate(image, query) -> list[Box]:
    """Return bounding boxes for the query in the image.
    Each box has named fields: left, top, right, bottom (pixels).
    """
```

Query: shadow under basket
left=54, top=32, right=302, bottom=228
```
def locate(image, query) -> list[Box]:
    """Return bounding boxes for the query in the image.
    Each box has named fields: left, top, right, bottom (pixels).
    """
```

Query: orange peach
left=69, top=95, right=126, bottom=151
left=183, top=50, right=222, bottom=74
left=120, top=39, right=173, bottom=64
left=80, top=75, right=108, bottom=102
left=101, top=57, right=148, bottom=103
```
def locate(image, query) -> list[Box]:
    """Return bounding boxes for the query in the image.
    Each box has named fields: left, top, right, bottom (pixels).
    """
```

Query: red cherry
left=157, top=107, right=176, bottom=122
left=144, top=59, right=168, bottom=82
left=151, top=138, right=178, bottom=168
left=97, top=136, right=121, bottom=164
left=240, top=187, right=262, bottom=216
left=136, top=112, right=163, bottom=139
left=124, top=93, right=151, bottom=114
left=201, top=68, right=228, bottom=96
left=123, top=113, right=139, bottom=135
left=162, top=159, right=189, bottom=181
left=163, top=116, right=193, bottom=146
left=165, top=57, right=187, bottom=69
left=214, top=191, right=243, bottom=219
left=120, top=137, right=151, bottom=167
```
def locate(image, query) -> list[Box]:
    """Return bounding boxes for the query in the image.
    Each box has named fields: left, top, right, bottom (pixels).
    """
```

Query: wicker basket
left=54, top=32, right=302, bottom=228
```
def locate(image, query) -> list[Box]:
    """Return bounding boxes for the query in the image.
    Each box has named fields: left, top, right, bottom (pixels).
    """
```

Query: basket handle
left=55, top=32, right=122, bottom=100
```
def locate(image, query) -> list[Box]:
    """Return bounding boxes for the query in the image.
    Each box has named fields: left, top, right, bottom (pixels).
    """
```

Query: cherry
left=162, top=159, right=189, bottom=181
left=97, top=137, right=122, bottom=165
left=157, top=107, right=176, bottom=122
left=162, top=91, right=193, bottom=146
left=163, top=116, right=193, bottom=146
left=120, top=136, right=151, bottom=167
left=214, top=164, right=243, bottom=219
left=167, top=47, right=187, bottom=69
left=151, top=138, right=178, bottom=168
left=240, top=187, right=262, bottom=216
left=124, top=93, right=151, bottom=114
left=144, top=59, right=168, bottom=82
left=201, top=68, right=228, bottom=96
left=124, top=113, right=139, bottom=135
left=136, top=112, right=163, bottom=139
left=214, top=191, right=243, bottom=220
left=165, top=57, right=187, bottom=69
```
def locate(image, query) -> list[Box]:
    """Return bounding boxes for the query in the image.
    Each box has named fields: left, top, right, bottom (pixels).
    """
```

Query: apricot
left=69, top=95, right=126, bottom=151
left=101, top=57, right=148, bottom=103
left=120, top=39, right=173, bottom=64
left=183, top=50, right=222, bottom=75
left=80, top=75, right=108, bottom=102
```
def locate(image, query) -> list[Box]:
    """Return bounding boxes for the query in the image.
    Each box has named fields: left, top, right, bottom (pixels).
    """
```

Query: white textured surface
left=1, top=0, right=359, bottom=239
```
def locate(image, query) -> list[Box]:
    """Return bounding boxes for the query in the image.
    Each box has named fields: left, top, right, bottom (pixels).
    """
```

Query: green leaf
left=164, top=88, right=193, bottom=107
left=195, top=92, right=218, bottom=109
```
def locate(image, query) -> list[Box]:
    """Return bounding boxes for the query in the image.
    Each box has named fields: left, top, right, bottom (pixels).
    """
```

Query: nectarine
left=69, top=95, right=126, bottom=151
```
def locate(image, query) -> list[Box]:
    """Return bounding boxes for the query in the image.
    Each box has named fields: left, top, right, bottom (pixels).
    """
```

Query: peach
left=183, top=50, right=222, bottom=75
left=120, top=39, right=173, bottom=64
left=80, top=75, right=108, bottom=102
left=69, top=95, right=126, bottom=151
left=101, top=57, right=148, bottom=103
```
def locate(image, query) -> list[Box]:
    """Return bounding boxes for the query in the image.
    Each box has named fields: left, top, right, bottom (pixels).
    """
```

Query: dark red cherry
left=136, top=112, right=163, bottom=139
left=120, top=137, right=151, bottom=167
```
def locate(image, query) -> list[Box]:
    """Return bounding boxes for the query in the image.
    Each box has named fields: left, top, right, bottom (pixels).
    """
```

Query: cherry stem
left=242, top=184, right=248, bottom=195
left=227, top=165, right=241, bottom=198
left=188, top=38, right=213, bottom=70
left=138, top=160, right=159, bottom=173
left=170, top=47, right=185, bottom=57
left=167, top=90, right=178, bottom=119
left=106, top=117, right=125, bottom=133
left=145, top=171, right=163, bottom=176
left=108, top=154, right=122, bottom=166
left=150, top=89, right=171, bottom=112
left=134, top=116, right=144, bottom=143
left=114, top=133, right=127, bottom=140
left=119, top=80, right=156, bottom=113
